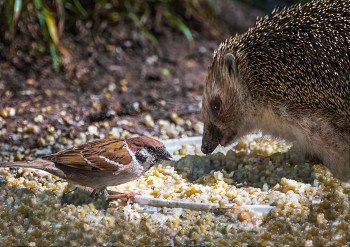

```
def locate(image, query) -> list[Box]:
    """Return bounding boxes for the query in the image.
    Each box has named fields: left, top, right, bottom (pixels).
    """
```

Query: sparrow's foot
left=90, top=187, right=109, bottom=201
left=109, top=192, right=141, bottom=204
left=98, top=189, right=109, bottom=201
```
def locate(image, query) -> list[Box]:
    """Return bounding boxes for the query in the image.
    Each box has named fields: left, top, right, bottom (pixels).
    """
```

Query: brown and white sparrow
left=0, top=136, right=172, bottom=200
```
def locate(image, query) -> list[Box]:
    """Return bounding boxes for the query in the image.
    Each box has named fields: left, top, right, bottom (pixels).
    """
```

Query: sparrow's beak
left=159, top=149, right=172, bottom=161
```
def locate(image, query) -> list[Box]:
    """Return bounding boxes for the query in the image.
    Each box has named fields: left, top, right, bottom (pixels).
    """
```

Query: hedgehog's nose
left=201, top=142, right=218, bottom=154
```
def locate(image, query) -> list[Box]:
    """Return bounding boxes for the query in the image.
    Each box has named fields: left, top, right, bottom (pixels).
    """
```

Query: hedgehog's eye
left=211, top=98, right=222, bottom=116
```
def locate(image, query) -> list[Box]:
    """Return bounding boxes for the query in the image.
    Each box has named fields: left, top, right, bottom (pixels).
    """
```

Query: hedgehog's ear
left=223, top=53, right=238, bottom=78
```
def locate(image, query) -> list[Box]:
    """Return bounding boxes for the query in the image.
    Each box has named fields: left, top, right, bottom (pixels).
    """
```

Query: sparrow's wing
left=42, top=139, right=133, bottom=172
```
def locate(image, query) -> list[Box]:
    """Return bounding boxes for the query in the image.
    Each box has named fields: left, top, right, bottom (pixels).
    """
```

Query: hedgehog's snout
left=201, top=141, right=218, bottom=154
left=201, top=121, right=223, bottom=154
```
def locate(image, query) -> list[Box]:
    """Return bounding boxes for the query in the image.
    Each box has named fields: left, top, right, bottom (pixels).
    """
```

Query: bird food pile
left=0, top=135, right=349, bottom=246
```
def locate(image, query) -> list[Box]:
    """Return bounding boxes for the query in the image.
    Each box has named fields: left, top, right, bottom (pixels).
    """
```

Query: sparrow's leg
left=109, top=192, right=141, bottom=205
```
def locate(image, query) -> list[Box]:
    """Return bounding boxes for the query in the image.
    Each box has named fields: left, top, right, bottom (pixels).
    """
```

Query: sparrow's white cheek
left=131, top=163, right=148, bottom=176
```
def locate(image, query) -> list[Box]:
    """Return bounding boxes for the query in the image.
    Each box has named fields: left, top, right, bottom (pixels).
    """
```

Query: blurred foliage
left=1, top=0, right=86, bottom=71
left=0, top=0, right=217, bottom=71
left=238, top=0, right=310, bottom=12
left=87, top=0, right=218, bottom=47
left=120, top=0, right=217, bottom=47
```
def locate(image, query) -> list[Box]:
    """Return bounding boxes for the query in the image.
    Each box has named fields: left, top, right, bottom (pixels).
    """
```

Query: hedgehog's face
left=201, top=52, right=249, bottom=154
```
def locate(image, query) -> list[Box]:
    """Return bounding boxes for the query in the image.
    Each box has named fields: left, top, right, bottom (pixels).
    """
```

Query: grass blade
left=204, top=0, right=216, bottom=14
left=56, top=0, right=65, bottom=36
left=73, top=0, right=87, bottom=16
left=163, top=10, right=194, bottom=48
left=42, top=5, right=59, bottom=46
left=125, top=2, right=158, bottom=45
left=13, top=0, right=22, bottom=25
left=49, top=40, right=60, bottom=72
left=57, top=45, right=72, bottom=63
left=6, top=0, right=14, bottom=32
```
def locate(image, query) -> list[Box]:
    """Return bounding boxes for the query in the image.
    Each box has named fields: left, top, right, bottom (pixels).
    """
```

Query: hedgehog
left=201, top=0, right=350, bottom=181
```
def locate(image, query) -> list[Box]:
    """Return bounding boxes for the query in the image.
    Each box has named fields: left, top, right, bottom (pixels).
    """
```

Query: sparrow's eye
left=211, top=97, right=222, bottom=116
left=148, top=146, right=156, bottom=152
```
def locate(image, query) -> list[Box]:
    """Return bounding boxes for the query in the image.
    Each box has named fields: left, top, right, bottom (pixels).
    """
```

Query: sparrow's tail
left=0, top=160, right=55, bottom=170
left=0, top=160, right=67, bottom=179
